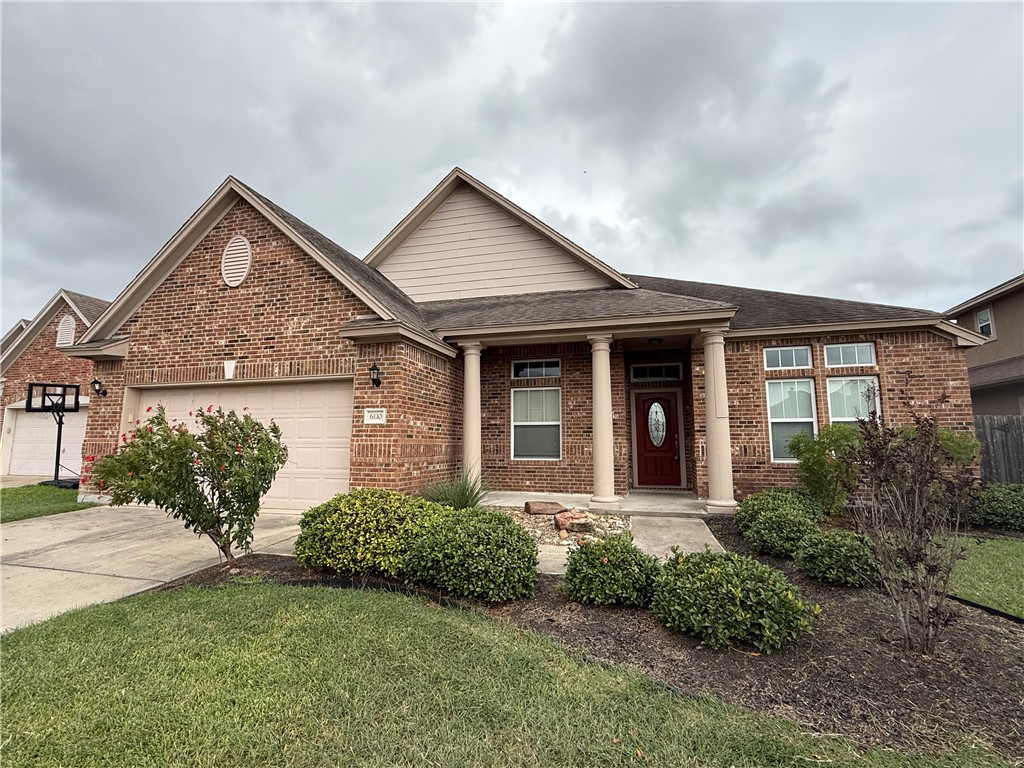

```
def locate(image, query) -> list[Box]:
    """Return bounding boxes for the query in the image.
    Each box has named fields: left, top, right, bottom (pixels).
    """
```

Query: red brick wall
left=479, top=342, right=629, bottom=495
left=720, top=331, right=974, bottom=499
left=82, top=199, right=371, bottom=486
left=1, top=304, right=95, bottom=436
left=349, top=340, right=462, bottom=493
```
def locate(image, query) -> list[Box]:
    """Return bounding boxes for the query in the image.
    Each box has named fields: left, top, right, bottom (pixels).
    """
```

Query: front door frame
left=630, top=387, right=685, bottom=489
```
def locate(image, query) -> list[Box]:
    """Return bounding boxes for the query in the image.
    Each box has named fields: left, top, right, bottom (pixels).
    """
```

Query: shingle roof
left=969, top=355, right=1024, bottom=389
left=626, top=274, right=941, bottom=331
left=414, top=288, right=735, bottom=331
left=63, top=290, right=111, bottom=325
left=233, top=180, right=427, bottom=333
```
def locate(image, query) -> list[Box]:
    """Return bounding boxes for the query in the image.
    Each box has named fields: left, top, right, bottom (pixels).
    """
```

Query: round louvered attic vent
left=221, top=236, right=252, bottom=287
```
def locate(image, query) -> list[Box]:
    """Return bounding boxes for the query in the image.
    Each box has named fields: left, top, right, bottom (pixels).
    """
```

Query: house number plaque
left=363, top=408, right=387, bottom=425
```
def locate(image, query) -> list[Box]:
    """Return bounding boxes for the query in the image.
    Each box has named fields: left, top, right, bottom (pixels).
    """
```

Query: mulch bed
left=156, top=520, right=1024, bottom=762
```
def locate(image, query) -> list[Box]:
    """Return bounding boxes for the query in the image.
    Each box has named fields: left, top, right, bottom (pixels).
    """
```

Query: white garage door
left=8, top=406, right=89, bottom=477
left=137, top=381, right=352, bottom=511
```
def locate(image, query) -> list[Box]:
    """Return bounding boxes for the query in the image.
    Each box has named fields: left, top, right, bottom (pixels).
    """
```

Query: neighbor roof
left=627, top=274, right=943, bottom=331
left=1, top=289, right=111, bottom=374
left=945, top=273, right=1024, bottom=316
left=968, top=355, right=1024, bottom=389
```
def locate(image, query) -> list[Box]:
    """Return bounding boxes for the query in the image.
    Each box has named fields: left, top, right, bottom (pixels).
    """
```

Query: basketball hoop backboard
left=25, top=383, right=81, bottom=413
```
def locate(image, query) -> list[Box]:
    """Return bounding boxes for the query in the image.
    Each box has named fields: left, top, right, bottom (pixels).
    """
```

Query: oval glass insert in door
left=647, top=402, right=667, bottom=447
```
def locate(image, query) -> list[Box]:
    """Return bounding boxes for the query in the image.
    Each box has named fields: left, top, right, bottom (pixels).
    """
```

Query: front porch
left=481, top=489, right=727, bottom=518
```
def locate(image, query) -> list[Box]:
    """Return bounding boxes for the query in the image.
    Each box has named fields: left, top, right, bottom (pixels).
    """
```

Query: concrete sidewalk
left=1, top=505, right=300, bottom=633
left=537, top=515, right=724, bottom=575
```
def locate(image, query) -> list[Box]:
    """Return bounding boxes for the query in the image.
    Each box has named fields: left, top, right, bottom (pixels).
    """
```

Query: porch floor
left=481, top=489, right=716, bottom=518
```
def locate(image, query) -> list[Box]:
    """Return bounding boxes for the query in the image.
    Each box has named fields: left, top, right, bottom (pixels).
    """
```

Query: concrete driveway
left=1, top=505, right=300, bottom=633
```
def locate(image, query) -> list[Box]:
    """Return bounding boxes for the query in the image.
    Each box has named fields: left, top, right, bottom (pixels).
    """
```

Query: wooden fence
left=974, top=415, right=1024, bottom=485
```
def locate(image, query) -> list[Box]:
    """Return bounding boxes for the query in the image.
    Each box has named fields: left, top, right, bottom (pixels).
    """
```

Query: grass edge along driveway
left=951, top=536, right=1024, bottom=619
left=0, top=485, right=96, bottom=524
left=1, top=585, right=1010, bottom=768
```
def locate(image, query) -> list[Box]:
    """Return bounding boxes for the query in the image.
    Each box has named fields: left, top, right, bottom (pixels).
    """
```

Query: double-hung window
left=512, top=388, right=561, bottom=460
left=828, top=376, right=880, bottom=422
left=766, top=379, right=816, bottom=461
left=976, top=308, right=993, bottom=337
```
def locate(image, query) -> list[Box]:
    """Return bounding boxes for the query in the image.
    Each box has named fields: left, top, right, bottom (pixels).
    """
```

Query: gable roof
left=364, top=167, right=637, bottom=291
left=81, top=177, right=426, bottom=344
left=946, top=273, right=1024, bottom=315
left=1, top=319, right=30, bottom=354
left=1, top=289, right=110, bottom=374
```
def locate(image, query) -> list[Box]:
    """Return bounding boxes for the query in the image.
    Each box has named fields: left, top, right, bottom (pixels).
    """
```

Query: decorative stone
left=566, top=518, right=596, bottom=533
left=553, top=511, right=573, bottom=530
left=526, top=501, right=566, bottom=516
left=557, top=529, right=569, bottom=540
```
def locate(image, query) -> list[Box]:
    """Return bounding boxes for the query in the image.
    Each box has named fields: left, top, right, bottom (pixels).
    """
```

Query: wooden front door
left=635, top=392, right=681, bottom=486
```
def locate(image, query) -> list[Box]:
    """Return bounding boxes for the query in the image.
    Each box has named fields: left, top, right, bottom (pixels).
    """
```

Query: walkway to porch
left=481, top=489, right=718, bottom=517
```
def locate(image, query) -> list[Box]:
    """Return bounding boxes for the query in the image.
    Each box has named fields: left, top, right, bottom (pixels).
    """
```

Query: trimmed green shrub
left=563, top=533, right=662, bottom=607
left=788, top=424, right=860, bottom=516
left=418, top=470, right=489, bottom=510
left=969, top=484, right=1024, bottom=531
left=734, top=487, right=824, bottom=533
left=795, top=530, right=878, bottom=587
left=743, top=506, right=819, bottom=558
left=294, top=489, right=450, bottom=578
left=652, top=549, right=819, bottom=653
left=406, top=507, right=538, bottom=602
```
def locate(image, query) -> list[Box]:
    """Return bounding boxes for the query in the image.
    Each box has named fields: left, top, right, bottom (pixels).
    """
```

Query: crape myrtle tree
left=87, top=405, right=288, bottom=567
left=849, top=401, right=977, bottom=654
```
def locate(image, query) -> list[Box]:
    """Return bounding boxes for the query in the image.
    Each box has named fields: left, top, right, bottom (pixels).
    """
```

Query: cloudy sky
left=2, top=2, right=1022, bottom=332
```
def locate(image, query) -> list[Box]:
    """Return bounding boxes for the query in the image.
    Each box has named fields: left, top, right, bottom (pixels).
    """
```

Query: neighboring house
left=1, top=290, right=111, bottom=478
left=947, top=274, right=1024, bottom=416
left=67, top=168, right=982, bottom=511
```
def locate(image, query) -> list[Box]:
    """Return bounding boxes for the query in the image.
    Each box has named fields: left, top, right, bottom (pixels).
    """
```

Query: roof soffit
left=364, top=167, right=637, bottom=290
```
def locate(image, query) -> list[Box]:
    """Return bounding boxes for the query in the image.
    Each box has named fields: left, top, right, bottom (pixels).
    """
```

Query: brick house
left=67, top=168, right=983, bottom=511
left=1, top=290, right=110, bottom=478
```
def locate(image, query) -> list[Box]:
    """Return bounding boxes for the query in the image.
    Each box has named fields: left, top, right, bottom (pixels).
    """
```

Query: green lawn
left=0, top=585, right=1008, bottom=768
left=0, top=484, right=96, bottom=523
left=951, top=537, right=1024, bottom=619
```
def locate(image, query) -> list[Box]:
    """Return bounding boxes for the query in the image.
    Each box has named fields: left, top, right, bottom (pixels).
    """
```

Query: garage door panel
left=8, top=408, right=88, bottom=477
left=137, top=381, right=352, bottom=510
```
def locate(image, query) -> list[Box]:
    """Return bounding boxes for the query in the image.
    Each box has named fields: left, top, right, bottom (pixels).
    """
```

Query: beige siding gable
left=377, top=184, right=616, bottom=301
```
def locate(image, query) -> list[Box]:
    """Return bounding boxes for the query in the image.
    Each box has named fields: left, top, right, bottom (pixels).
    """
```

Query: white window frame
left=976, top=308, right=994, bottom=338
left=511, top=387, right=561, bottom=461
left=824, top=342, right=876, bottom=368
left=827, top=376, right=881, bottom=423
left=629, top=363, right=683, bottom=382
left=511, top=359, right=561, bottom=379
left=766, top=378, right=817, bottom=463
left=763, top=345, right=812, bottom=371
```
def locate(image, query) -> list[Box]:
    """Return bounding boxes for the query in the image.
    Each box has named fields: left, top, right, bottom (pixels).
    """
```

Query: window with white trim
left=55, top=315, right=76, bottom=347
left=512, top=359, right=560, bottom=379
left=976, top=308, right=993, bottom=337
left=825, top=342, right=875, bottom=367
left=763, top=346, right=811, bottom=370
left=512, top=388, right=561, bottom=460
left=828, top=376, right=880, bottom=422
left=766, top=379, right=816, bottom=461
left=630, top=363, right=682, bottom=382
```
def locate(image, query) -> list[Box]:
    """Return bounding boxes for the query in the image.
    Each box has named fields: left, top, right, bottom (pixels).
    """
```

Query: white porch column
left=588, top=334, right=619, bottom=510
left=461, top=342, right=483, bottom=482
left=702, top=329, right=737, bottom=512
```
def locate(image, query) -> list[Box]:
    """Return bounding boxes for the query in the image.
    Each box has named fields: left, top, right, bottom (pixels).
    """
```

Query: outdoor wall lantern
left=90, top=378, right=108, bottom=397
left=369, top=363, right=382, bottom=388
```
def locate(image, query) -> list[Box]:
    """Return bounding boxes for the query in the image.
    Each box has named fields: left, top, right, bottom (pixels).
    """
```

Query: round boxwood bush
left=744, top=506, right=819, bottom=558
left=969, top=484, right=1024, bottom=532
left=734, top=487, right=825, bottom=533
left=294, top=488, right=450, bottom=578
left=795, top=530, right=878, bottom=587
left=652, top=549, right=819, bottom=653
left=564, top=533, right=662, bottom=607
left=405, top=507, right=538, bottom=602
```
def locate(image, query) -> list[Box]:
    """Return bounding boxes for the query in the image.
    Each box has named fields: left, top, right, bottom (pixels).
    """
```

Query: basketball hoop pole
left=51, top=406, right=65, bottom=484
left=25, top=382, right=81, bottom=486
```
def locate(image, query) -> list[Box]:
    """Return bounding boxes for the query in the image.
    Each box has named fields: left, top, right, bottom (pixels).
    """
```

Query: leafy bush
left=294, top=489, right=450, bottom=579
left=563, top=533, right=662, bottom=607
left=418, top=470, right=489, bottom=510
left=734, top=487, right=824, bottom=533
left=788, top=424, right=860, bottom=516
left=969, top=484, right=1024, bottom=532
left=795, top=530, right=878, bottom=587
left=406, top=507, right=538, bottom=602
left=743, top=506, right=819, bottom=558
left=88, top=405, right=287, bottom=566
left=651, top=549, right=819, bottom=653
